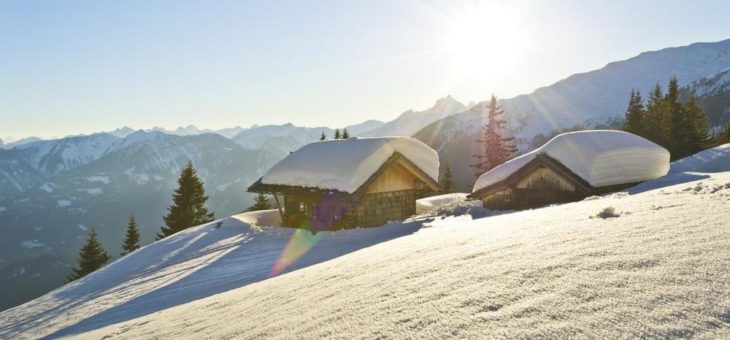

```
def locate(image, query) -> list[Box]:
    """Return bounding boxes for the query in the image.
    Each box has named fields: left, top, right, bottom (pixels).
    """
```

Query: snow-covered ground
left=1, top=145, right=729, bottom=339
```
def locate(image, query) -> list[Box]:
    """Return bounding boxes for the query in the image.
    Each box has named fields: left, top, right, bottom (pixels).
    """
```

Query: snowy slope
left=682, top=67, right=730, bottom=126
left=473, top=130, right=670, bottom=192
left=0, top=211, right=424, bottom=338
left=260, top=137, right=439, bottom=193
left=360, top=95, right=469, bottom=137
left=2, top=145, right=729, bottom=338
left=504, top=39, right=730, bottom=136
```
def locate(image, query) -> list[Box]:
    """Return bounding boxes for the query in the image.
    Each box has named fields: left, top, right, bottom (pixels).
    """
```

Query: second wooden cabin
left=248, top=137, right=440, bottom=229
left=469, top=130, right=670, bottom=210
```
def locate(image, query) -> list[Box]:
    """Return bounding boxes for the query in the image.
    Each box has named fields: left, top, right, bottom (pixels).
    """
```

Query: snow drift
left=260, top=137, right=439, bottom=193
left=473, top=130, right=670, bottom=193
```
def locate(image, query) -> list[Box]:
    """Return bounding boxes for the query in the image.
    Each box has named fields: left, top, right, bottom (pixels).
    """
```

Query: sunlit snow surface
left=1, top=144, right=729, bottom=339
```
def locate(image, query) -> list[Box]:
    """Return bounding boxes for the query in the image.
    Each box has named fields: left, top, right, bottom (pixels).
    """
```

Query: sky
left=1, top=0, right=730, bottom=140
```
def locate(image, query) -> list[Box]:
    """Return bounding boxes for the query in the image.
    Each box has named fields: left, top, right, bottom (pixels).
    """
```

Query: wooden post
left=273, top=194, right=285, bottom=221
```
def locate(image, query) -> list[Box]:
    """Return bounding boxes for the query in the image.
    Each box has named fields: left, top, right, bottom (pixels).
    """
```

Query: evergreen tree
left=247, top=192, right=273, bottom=211
left=157, top=161, right=214, bottom=240
left=121, top=214, right=141, bottom=256
left=623, top=89, right=645, bottom=135
left=67, top=227, right=110, bottom=282
left=342, top=128, right=350, bottom=139
left=473, top=95, right=517, bottom=175
left=334, top=128, right=341, bottom=139
left=718, top=120, right=730, bottom=145
left=320, top=132, right=326, bottom=141
left=439, top=165, right=455, bottom=193
left=683, top=96, right=710, bottom=157
left=666, top=76, right=690, bottom=159
left=643, top=83, right=666, bottom=145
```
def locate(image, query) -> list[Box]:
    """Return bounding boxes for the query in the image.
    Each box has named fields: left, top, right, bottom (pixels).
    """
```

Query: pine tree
left=247, top=192, right=273, bottom=211
left=320, top=132, right=326, bottom=141
left=642, top=83, right=669, bottom=147
left=623, top=89, right=645, bottom=135
left=342, top=128, right=350, bottom=139
left=121, top=214, right=141, bottom=256
left=473, top=95, right=517, bottom=175
left=683, top=96, right=710, bottom=156
left=67, top=227, right=110, bottom=282
left=157, top=161, right=215, bottom=240
left=334, top=128, right=341, bottom=139
left=666, top=76, right=690, bottom=159
left=718, top=120, right=730, bottom=145
left=439, top=165, right=455, bottom=193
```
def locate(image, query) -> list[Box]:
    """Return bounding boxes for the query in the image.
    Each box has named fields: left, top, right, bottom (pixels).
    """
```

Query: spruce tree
left=334, top=128, right=341, bottom=139
left=683, top=96, right=710, bottom=156
left=121, top=214, right=141, bottom=256
left=473, top=95, right=517, bottom=175
left=666, top=76, right=689, bottom=159
left=67, top=227, right=110, bottom=282
left=342, top=128, right=350, bottom=139
left=439, top=165, right=455, bottom=193
left=320, top=132, right=326, bottom=141
left=719, top=120, right=730, bottom=145
left=643, top=83, right=666, bottom=145
left=157, top=161, right=214, bottom=240
left=623, top=89, right=645, bottom=135
left=247, top=193, right=273, bottom=211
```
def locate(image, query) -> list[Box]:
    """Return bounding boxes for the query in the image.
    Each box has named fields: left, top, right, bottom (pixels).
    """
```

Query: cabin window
left=299, top=202, right=305, bottom=212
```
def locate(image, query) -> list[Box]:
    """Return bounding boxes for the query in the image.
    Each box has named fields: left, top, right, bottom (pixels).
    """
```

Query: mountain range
left=3, top=38, right=730, bottom=311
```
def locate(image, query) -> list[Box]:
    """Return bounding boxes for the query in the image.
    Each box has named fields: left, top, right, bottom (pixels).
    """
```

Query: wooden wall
left=516, top=166, right=576, bottom=191
left=366, top=162, right=425, bottom=194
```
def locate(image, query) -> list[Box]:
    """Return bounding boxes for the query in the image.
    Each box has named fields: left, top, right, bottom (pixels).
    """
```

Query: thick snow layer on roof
left=473, top=130, right=670, bottom=193
left=260, top=137, right=439, bottom=193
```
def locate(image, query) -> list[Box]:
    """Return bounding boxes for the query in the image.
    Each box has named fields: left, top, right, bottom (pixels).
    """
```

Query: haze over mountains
left=2, top=38, right=730, bottom=311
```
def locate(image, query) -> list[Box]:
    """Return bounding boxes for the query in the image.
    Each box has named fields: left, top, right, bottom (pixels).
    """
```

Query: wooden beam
left=273, top=194, right=285, bottom=221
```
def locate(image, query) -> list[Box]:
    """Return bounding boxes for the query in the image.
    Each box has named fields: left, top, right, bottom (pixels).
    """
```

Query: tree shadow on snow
left=42, top=219, right=424, bottom=338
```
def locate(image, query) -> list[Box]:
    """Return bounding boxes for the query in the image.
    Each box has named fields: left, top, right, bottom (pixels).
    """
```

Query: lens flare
left=270, top=228, right=322, bottom=277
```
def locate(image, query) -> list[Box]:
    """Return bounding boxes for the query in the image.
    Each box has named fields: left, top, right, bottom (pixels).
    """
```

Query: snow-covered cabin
left=248, top=137, right=440, bottom=228
left=469, top=130, right=670, bottom=210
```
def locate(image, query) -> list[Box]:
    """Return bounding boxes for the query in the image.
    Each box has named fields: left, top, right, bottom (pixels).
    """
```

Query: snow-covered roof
left=473, top=130, right=670, bottom=193
left=260, top=137, right=439, bottom=193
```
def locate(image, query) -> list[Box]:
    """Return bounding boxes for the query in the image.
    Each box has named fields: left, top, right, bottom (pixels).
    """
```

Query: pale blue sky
left=2, top=0, right=729, bottom=139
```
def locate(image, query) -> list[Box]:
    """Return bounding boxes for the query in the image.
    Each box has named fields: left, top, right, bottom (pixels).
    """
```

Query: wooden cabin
left=469, top=131, right=670, bottom=210
left=469, top=153, right=635, bottom=210
left=248, top=137, right=440, bottom=229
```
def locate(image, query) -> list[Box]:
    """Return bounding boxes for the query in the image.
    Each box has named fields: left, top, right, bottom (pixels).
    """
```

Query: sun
left=446, top=3, right=528, bottom=81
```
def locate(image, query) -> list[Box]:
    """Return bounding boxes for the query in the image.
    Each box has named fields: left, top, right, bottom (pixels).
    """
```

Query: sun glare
left=446, top=3, right=528, bottom=81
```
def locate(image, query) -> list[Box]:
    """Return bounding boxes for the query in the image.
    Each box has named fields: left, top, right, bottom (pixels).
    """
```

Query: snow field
left=78, top=172, right=730, bottom=339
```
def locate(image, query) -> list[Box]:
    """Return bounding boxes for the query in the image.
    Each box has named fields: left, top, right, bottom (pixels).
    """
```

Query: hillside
left=0, top=131, right=280, bottom=311
left=1, top=144, right=729, bottom=338
left=505, top=39, right=730, bottom=136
